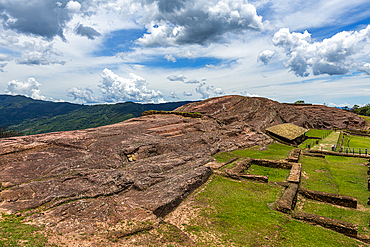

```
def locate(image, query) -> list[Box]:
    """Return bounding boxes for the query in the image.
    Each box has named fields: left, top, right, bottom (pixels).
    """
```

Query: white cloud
left=358, top=62, right=370, bottom=75
left=98, top=68, right=163, bottom=103
left=240, top=91, right=260, bottom=97
left=167, top=74, right=187, bottom=82
left=257, top=49, right=276, bottom=65
left=169, top=90, right=178, bottom=99
left=67, top=87, right=98, bottom=103
left=5, top=78, right=50, bottom=100
left=164, top=54, right=177, bottom=62
left=195, top=82, right=224, bottom=99
left=0, top=53, right=12, bottom=61
left=186, top=79, right=200, bottom=84
left=261, top=25, right=370, bottom=77
left=136, top=0, right=267, bottom=47
left=177, top=50, right=196, bottom=59
left=66, top=1, right=81, bottom=12
left=183, top=91, right=192, bottom=97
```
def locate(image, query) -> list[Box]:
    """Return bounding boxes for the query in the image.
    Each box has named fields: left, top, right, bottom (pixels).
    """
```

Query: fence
left=304, top=131, right=332, bottom=149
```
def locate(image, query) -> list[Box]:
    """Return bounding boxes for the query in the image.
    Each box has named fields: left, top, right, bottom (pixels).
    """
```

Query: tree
left=0, top=126, right=21, bottom=138
left=294, top=100, right=305, bottom=104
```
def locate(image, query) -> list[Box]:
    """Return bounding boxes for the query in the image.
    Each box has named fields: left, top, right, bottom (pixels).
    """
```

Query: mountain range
left=0, top=95, right=193, bottom=135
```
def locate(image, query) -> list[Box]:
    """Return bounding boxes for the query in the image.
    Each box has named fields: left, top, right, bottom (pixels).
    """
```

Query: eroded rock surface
left=0, top=95, right=364, bottom=237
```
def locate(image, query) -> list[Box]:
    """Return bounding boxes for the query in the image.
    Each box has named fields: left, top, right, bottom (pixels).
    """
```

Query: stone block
left=298, top=188, right=357, bottom=208
left=276, top=183, right=298, bottom=213
left=293, top=212, right=358, bottom=237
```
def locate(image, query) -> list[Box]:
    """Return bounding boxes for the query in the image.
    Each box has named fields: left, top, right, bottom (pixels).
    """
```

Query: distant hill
left=0, top=95, right=193, bottom=135
left=0, top=95, right=84, bottom=127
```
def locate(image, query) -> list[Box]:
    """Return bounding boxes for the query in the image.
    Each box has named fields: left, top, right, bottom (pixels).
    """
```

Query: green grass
left=187, top=176, right=362, bottom=246
left=213, top=152, right=239, bottom=163
left=344, top=135, right=370, bottom=149
left=0, top=213, right=47, bottom=246
left=305, top=129, right=332, bottom=138
left=299, top=129, right=333, bottom=149
left=245, top=164, right=290, bottom=182
left=296, top=199, right=370, bottom=235
left=232, top=143, right=294, bottom=160
left=300, top=155, right=369, bottom=206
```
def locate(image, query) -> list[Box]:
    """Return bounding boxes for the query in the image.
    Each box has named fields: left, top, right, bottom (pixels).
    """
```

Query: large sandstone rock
left=0, top=95, right=364, bottom=236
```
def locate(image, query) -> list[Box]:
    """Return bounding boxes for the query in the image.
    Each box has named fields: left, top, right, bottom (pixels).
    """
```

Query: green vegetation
left=245, top=164, right=290, bottom=182
left=0, top=126, right=21, bottom=138
left=343, top=135, right=370, bottom=149
left=298, top=129, right=334, bottom=149
left=296, top=199, right=370, bottom=235
left=300, top=155, right=369, bottom=205
left=213, top=152, right=239, bottom=163
left=352, top=104, right=370, bottom=116
left=0, top=94, right=83, bottom=127
left=0, top=213, right=47, bottom=246
left=6, top=99, right=193, bottom=135
left=232, top=143, right=294, bottom=160
left=187, top=176, right=362, bottom=246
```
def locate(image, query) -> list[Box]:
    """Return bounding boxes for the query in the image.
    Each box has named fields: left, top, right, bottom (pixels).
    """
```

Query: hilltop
left=0, top=95, right=193, bottom=135
left=0, top=95, right=366, bottom=246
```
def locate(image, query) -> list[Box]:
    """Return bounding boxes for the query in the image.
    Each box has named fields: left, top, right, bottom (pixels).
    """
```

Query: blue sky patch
left=94, top=29, right=146, bottom=57
left=131, top=57, right=230, bottom=69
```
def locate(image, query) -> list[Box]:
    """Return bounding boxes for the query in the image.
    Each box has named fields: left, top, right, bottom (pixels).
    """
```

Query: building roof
left=265, top=123, right=308, bottom=140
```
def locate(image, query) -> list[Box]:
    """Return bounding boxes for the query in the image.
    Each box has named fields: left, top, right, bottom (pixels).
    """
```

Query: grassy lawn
left=187, top=176, right=363, bottom=246
left=300, top=155, right=369, bottom=205
left=245, top=164, right=290, bottom=182
left=344, top=135, right=370, bottom=149
left=232, top=143, right=294, bottom=160
left=299, top=130, right=338, bottom=150
left=0, top=213, right=47, bottom=246
left=296, top=198, right=370, bottom=235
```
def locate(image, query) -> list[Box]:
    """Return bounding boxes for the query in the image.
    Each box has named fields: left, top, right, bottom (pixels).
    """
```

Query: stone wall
left=293, top=212, right=358, bottom=237
left=298, top=188, right=357, bottom=208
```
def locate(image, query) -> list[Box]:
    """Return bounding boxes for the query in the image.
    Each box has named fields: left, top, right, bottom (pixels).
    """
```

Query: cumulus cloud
left=195, top=82, right=224, bottom=99
left=74, top=24, right=101, bottom=40
left=167, top=74, right=187, bottom=82
left=169, top=90, right=178, bottom=99
left=67, top=87, right=98, bottom=103
left=183, top=91, right=192, bottom=97
left=261, top=25, right=370, bottom=77
left=137, top=0, right=267, bottom=47
left=16, top=43, right=66, bottom=65
left=358, top=62, right=370, bottom=75
left=66, top=1, right=81, bottom=12
left=164, top=54, right=176, bottom=62
left=98, top=68, right=163, bottom=103
left=5, top=78, right=50, bottom=100
left=0, top=0, right=72, bottom=40
left=257, top=49, right=275, bottom=65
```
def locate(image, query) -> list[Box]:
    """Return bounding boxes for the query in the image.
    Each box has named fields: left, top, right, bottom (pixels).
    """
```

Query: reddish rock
left=0, top=95, right=364, bottom=235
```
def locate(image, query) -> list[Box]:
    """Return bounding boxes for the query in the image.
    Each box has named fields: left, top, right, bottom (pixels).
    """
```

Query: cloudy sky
left=0, top=0, right=370, bottom=106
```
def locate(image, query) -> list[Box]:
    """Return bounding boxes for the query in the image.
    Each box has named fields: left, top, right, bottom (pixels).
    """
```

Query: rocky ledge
left=0, top=95, right=364, bottom=236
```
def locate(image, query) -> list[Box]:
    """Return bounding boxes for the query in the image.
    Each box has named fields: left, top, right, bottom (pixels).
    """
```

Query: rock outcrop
left=0, top=95, right=364, bottom=236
